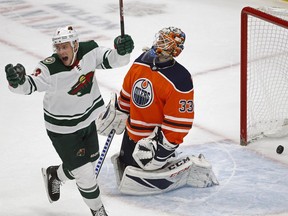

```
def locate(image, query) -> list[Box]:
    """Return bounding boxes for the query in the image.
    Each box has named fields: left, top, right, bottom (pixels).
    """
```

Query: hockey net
left=241, top=7, right=288, bottom=145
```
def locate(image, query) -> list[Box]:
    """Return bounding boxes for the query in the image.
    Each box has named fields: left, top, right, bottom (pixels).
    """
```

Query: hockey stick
left=95, top=0, right=124, bottom=177
left=95, top=129, right=116, bottom=178
left=119, top=0, right=125, bottom=37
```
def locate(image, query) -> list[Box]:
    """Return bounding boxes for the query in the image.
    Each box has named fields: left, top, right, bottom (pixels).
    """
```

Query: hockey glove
left=96, top=92, right=128, bottom=136
left=132, top=126, right=178, bottom=171
left=114, top=34, right=134, bottom=55
left=5, top=63, right=26, bottom=88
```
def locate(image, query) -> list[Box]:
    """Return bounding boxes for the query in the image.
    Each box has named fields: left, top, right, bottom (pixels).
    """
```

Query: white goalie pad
left=111, top=154, right=219, bottom=195
left=187, top=154, right=219, bottom=187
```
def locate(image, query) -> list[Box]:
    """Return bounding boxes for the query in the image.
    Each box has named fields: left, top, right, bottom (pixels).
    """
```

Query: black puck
left=276, top=145, right=284, bottom=154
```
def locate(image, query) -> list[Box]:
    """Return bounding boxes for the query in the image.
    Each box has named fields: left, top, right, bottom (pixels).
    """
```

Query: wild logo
left=68, top=72, right=94, bottom=96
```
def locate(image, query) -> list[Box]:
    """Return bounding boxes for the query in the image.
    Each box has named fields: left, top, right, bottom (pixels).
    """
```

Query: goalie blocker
left=96, top=92, right=128, bottom=136
left=111, top=153, right=219, bottom=195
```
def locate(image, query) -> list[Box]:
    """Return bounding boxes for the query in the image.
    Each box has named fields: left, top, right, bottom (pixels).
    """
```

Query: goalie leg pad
left=111, top=153, right=126, bottom=187
left=118, top=156, right=193, bottom=195
left=187, top=154, right=219, bottom=188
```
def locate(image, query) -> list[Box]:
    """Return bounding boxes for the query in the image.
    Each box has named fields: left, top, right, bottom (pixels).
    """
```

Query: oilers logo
left=132, top=78, right=153, bottom=108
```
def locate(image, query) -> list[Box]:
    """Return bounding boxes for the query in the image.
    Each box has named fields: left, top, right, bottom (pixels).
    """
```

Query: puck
left=276, top=145, right=284, bottom=154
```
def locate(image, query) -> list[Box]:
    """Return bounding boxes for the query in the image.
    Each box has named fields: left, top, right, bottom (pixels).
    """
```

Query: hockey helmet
left=52, top=25, right=79, bottom=46
left=152, top=27, right=186, bottom=57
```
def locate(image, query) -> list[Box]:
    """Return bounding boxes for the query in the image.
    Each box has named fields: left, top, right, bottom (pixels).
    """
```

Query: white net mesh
left=246, top=7, right=288, bottom=142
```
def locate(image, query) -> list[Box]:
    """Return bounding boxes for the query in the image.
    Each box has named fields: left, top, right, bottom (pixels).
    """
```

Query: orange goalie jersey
left=118, top=52, right=194, bottom=145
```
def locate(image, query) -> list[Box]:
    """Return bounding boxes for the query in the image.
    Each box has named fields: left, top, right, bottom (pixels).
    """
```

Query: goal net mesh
left=245, top=7, right=288, bottom=143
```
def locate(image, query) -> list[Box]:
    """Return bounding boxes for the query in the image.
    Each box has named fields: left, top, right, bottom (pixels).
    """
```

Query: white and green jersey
left=10, top=40, right=130, bottom=134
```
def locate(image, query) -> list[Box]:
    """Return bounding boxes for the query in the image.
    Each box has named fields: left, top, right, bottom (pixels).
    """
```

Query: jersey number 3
left=179, top=100, right=194, bottom=113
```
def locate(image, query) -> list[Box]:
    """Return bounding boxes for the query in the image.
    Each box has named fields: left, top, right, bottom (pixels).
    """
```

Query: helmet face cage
left=152, top=27, right=186, bottom=57
left=52, top=26, right=79, bottom=51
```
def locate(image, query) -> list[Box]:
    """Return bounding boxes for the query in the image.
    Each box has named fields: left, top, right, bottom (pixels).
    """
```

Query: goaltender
left=96, top=27, right=219, bottom=195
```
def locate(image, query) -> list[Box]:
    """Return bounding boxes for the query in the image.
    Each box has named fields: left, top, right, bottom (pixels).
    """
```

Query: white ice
left=1, top=0, right=288, bottom=215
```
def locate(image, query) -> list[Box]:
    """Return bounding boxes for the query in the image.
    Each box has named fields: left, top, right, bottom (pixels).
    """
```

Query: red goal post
left=241, top=7, right=288, bottom=145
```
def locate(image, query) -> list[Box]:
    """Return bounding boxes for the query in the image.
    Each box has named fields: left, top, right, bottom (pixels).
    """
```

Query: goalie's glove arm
left=132, top=126, right=178, bottom=171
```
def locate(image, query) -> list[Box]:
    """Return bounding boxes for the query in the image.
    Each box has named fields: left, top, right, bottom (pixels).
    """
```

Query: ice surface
left=1, top=0, right=288, bottom=215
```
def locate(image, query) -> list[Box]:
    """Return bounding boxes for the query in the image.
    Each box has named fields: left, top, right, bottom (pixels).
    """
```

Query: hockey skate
left=41, top=166, right=61, bottom=203
left=90, top=205, right=108, bottom=216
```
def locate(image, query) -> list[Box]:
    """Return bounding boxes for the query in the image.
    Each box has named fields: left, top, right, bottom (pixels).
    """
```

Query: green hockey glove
left=5, top=63, right=26, bottom=88
left=114, top=34, right=134, bottom=56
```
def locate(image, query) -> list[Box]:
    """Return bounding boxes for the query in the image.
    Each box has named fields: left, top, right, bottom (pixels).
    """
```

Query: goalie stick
left=95, top=129, right=116, bottom=178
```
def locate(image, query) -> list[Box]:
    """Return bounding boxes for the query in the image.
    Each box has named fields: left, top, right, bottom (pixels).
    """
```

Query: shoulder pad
left=159, top=62, right=193, bottom=92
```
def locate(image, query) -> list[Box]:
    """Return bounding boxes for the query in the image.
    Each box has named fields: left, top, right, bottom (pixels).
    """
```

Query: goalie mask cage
left=240, top=7, right=288, bottom=145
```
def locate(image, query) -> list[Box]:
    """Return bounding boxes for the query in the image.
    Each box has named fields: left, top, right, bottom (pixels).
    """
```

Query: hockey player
left=4, top=25, right=134, bottom=215
left=97, top=27, right=218, bottom=195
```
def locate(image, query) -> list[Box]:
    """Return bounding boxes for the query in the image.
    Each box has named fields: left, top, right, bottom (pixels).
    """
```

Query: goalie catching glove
left=132, top=126, right=178, bottom=171
left=96, top=92, right=128, bottom=136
